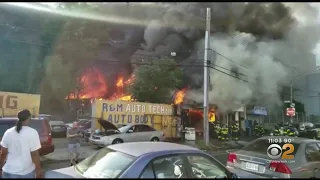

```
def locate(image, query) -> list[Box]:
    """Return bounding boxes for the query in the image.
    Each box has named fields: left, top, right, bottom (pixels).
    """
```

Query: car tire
left=112, top=139, right=123, bottom=144
left=151, top=137, right=159, bottom=142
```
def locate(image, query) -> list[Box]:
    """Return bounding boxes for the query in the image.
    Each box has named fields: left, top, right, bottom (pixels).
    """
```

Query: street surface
left=41, top=137, right=239, bottom=172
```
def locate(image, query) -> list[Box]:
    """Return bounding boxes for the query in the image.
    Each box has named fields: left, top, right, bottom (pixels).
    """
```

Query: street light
left=290, top=69, right=320, bottom=122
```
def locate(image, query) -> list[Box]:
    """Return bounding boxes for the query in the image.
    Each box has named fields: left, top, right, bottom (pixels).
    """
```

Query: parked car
left=226, top=136, right=320, bottom=178
left=45, top=142, right=238, bottom=178
left=66, top=119, right=90, bottom=129
left=89, top=120, right=165, bottom=148
left=82, top=123, right=127, bottom=142
left=314, top=123, right=320, bottom=139
left=297, top=122, right=318, bottom=139
left=50, top=121, right=67, bottom=138
left=0, top=117, right=54, bottom=156
left=39, top=114, right=52, bottom=121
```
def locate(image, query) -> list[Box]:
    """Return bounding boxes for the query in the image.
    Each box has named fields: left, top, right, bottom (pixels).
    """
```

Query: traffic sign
left=286, top=108, right=295, bottom=117
left=284, top=100, right=290, bottom=103
left=290, top=103, right=295, bottom=108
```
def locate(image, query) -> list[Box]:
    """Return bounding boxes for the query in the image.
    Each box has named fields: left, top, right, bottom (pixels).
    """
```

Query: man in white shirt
left=0, top=109, right=42, bottom=178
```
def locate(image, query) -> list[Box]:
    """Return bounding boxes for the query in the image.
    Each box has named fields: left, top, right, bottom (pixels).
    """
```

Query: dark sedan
left=50, top=121, right=67, bottom=138
left=45, top=142, right=238, bottom=178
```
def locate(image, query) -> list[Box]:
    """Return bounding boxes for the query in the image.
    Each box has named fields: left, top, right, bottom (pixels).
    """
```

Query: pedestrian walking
left=0, top=109, right=42, bottom=178
left=67, top=121, right=81, bottom=166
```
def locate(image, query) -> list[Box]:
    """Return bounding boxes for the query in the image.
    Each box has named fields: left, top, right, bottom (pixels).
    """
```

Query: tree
left=127, top=58, right=183, bottom=103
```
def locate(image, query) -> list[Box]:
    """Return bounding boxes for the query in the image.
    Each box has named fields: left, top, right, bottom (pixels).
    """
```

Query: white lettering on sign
left=102, top=102, right=172, bottom=115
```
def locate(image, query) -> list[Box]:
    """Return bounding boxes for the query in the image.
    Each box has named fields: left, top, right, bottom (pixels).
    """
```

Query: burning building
left=65, top=3, right=318, bottom=128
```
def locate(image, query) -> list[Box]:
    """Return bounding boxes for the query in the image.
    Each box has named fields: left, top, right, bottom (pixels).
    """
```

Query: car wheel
left=112, top=139, right=123, bottom=144
left=151, top=137, right=159, bottom=142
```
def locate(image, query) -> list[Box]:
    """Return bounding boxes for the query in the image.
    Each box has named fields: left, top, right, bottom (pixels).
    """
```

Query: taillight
left=227, top=153, right=237, bottom=163
left=48, top=133, right=52, bottom=145
left=269, top=161, right=292, bottom=174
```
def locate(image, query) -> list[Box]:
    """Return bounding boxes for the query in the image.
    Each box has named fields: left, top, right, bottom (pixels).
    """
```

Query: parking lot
left=41, top=138, right=98, bottom=172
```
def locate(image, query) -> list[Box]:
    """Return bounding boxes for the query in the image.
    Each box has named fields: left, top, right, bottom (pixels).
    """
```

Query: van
left=0, top=117, right=54, bottom=156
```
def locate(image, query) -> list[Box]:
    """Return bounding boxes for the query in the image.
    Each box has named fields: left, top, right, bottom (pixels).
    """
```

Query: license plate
left=245, top=162, right=258, bottom=171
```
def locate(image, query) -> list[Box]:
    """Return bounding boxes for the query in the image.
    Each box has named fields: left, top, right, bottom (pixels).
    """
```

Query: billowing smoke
left=119, top=3, right=320, bottom=112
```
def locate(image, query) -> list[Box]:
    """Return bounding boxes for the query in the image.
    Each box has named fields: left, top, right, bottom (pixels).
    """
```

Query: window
left=305, top=143, right=320, bottom=162
left=140, top=155, right=187, bottom=179
left=186, top=155, right=227, bottom=178
left=140, top=163, right=155, bottom=178
left=139, top=125, right=155, bottom=132
left=75, top=147, right=135, bottom=178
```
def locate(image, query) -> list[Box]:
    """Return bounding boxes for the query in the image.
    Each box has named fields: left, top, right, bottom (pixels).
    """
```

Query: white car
left=89, top=119, right=165, bottom=147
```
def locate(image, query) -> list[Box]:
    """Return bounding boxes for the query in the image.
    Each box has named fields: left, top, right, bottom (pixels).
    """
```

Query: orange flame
left=174, top=88, right=187, bottom=105
left=116, top=77, right=124, bottom=87
left=67, top=67, right=107, bottom=99
left=67, top=67, right=134, bottom=101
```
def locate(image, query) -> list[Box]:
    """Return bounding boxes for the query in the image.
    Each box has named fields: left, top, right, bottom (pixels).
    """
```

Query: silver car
left=89, top=120, right=165, bottom=148
left=226, top=136, right=320, bottom=178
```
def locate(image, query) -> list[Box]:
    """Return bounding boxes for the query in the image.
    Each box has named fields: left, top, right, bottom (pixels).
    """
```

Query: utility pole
left=290, top=82, right=293, bottom=123
left=203, top=8, right=211, bottom=146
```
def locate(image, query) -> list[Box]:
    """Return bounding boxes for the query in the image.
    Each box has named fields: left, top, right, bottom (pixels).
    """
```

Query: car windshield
left=50, top=121, right=64, bottom=126
left=79, top=120, right=89, bottom=126
left=315, top=124, right=320, bottom=128
left=243, top=139, right=300, bottom=155
left=118, top=125, right=131, bottom=133
left=75, top=147, right=135, bottom=178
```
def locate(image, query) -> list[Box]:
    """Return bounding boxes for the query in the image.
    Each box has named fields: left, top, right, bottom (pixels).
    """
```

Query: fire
left=67, top=67, right=134, bottom=101
left=174, top=88, right=187, bottom=105
left=67, top=67, right=107, bottom=99
left=116, top=77, right=124, bottom=87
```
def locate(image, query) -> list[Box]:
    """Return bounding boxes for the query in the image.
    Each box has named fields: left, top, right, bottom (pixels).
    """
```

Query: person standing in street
left=0, top=109, right=42, bottom=178
left=67, top=121, right=81, bottom=166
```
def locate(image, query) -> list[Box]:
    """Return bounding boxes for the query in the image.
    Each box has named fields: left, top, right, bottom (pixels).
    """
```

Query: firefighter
left=284, top=123, right=296, bottom=137
left=272, top=125, right=281, bottom=136
left=219, top=124, right=229, bottom=141
left=253, top=123, right=265, bottom=137
left=231, top=122, right=240, bottom=141
left=214, top=123, right=221, bottom=139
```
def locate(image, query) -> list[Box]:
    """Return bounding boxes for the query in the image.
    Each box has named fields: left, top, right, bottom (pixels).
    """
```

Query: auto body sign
left=92, top=100, right=174, bottom=125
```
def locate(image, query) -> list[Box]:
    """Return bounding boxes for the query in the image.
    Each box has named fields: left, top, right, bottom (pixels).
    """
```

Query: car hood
left=98, top=119, right=118, bottom=131
left=45, top=166, right=83, bottom=178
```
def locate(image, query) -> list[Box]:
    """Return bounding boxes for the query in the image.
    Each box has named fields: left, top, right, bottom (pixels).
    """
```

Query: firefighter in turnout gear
left=214, top=123, right=221, bottom=139
left=219, top=124, right=229, bottom=141
left=284, top=123, right=296, bottom=137
left=231, top=122, right=240, bottom=140
left=253, top=123, right=265, bottom=137
left=272, top=124, right=282, bottom=136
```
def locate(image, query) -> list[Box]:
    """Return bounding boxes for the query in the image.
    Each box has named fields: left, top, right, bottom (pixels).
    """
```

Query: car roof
left=108, top=142, right=198, bottom=157
left=0, top=117, right=46, bottom=121
left=49, top=121, right=65, bottom=125
left=256, top=136, right=320, bottom=144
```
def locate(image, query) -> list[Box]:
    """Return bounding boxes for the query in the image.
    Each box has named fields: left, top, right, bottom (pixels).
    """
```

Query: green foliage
left=127, top=58, right=183, bottom=103
left=45, top=55, right=76, bottom=99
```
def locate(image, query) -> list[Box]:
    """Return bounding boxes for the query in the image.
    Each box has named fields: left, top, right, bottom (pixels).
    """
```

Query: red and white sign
left=286, top=108, right=296, bottom=117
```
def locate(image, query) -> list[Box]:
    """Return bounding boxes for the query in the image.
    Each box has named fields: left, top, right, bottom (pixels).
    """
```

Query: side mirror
left=127, top=130, right=133, bottom=133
